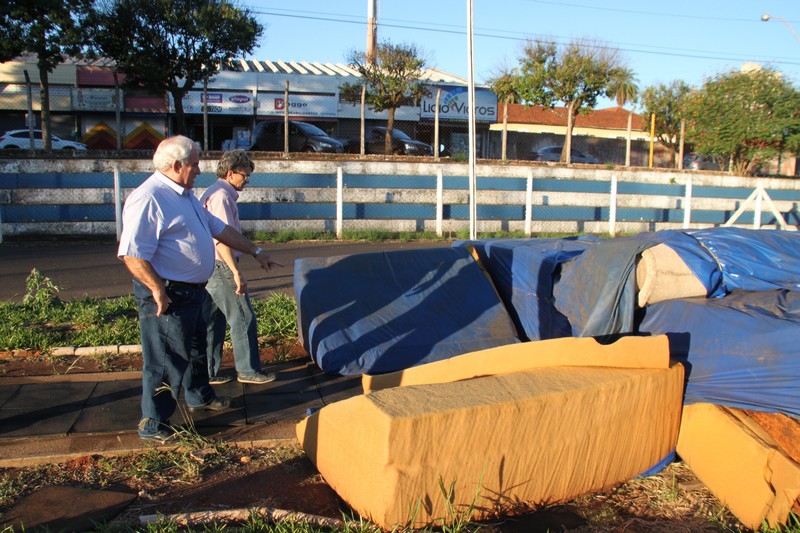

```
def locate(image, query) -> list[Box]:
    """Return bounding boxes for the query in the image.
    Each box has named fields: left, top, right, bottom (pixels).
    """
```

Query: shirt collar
left=218, top=178, right=240, bottom=200
left=155, top=170, right=189, bottom=196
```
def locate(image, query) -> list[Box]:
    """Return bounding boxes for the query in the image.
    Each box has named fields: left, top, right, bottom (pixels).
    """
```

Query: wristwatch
left=253, top=246, right=264, bottom=257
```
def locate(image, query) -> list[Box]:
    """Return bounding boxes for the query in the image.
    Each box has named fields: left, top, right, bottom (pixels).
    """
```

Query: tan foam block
left=298, top=363, right=684, bottom=529
left=677, top=403, right=800, bottom=530
left=363, top=334, right=669, bottom=393
left=636, top=243, right=707, bottom=307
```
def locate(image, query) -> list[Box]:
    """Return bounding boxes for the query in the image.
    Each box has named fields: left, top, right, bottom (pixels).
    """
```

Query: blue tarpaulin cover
left=454, top=236, right=600, bottom=341
left=639, top=290, right=800, bottom=418
left=457, top=228, right=800, bottom=417
left=294, top=246, right=520, bottom=375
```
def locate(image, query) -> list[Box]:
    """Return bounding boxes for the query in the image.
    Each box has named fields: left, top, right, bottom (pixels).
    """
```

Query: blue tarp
left=294, top=227, right=800, bottom=417
left=457, top=228, right=800, bottom=417
left=454, top=236, right=600, bottom=341
left=639, top=290, right=800, bottom=418
left=294, top=246, right=520, bottom=375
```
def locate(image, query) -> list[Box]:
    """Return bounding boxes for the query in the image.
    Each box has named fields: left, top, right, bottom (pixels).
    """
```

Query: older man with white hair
left=118, top=135, right=280, bottom=442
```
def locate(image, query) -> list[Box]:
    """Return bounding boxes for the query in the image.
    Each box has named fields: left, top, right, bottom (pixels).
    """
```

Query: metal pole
left=648, top=113, right=656, bottom=168
left=113, top=71, right=122, bottom=150
left=23, top=70, right=35, bottom=153
left=114, top=165, right=123, bottom=241
left=434, top=87, right=441, bottom=161
left=203, top=75, right=209, bottom=151
left=466, top=0, right=477, bottom=240
left=284, top=81, right=289, bottom=156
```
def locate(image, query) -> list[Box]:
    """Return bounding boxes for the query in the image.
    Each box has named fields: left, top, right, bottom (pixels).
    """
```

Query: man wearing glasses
left=200, top=149, right=277, bottom=385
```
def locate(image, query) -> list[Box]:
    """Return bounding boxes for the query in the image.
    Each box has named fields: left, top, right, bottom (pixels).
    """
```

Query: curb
left=50, top=344, right=142, bottom=357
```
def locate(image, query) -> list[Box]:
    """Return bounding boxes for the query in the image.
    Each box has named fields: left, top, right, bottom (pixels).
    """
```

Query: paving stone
left=2, top=485, right=136, bottom=532
left=72, top=379, right=141, bottom=433
left=0, top=384, right=20, bottom=407
left=245, top=391, right=324, bottom=423
left=0, top=382, right=95, bottom=437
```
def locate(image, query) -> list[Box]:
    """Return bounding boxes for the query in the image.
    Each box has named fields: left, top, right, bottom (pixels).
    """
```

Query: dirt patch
left=0, top=340, right=308, bottom=377
left=0, top=346, right=749, bottom=531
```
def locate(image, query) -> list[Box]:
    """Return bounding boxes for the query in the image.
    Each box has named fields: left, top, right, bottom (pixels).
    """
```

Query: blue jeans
left=203, top=260, right=263, bottom=377
left=133, top=279, right=216, bottom=426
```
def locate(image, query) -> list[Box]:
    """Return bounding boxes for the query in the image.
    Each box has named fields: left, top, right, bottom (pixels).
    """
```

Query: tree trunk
left=172, top=88, right=187, bottom=136
left=38, top=65, right=52, bottom=150
left=385, top=108, right=396, bottom=155
left=564, top=102, right=576, bottom=164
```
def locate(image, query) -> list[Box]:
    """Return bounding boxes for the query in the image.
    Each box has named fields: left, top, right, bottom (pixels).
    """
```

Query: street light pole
left=761, top=14, right=800, bottom=46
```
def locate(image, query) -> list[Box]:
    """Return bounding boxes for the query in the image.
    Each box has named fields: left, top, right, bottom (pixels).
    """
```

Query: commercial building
left=0, top=56, right=499, bottom=155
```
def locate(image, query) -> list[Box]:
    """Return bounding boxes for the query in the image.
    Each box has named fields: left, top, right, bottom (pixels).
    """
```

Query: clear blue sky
left=242, top=0, right=800, bottom=109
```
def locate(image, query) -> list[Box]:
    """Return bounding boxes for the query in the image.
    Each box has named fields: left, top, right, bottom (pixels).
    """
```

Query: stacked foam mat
left=297, top=336, right=684, bottom=530
left=294, top=227, right=800, bottom=529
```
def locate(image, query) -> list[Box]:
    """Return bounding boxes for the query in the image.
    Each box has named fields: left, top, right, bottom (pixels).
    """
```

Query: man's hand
left=255, top=252, right=284, bottom=272
left=152, top=286, right=172, bottom=316
left=122, top=256, right=172, bottom=316
left=232, top=269, right=248, bottom=295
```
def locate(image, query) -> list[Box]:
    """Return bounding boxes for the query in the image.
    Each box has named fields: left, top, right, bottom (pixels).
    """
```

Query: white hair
left=152, top=136, right=201, bottom=171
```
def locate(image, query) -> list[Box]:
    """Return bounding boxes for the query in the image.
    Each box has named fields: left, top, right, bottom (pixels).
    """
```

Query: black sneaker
left=137, top=418, right=174, bottom=442
left=187, top=396, right=231, bottom=413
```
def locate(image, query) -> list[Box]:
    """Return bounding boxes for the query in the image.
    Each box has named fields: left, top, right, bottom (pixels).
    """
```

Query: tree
left=513, top=38, right=625, bottom=163
left=606, top=67, right=639, bottom=166
left=340, top=40, right=428, bottom=155
left=488, top=69, right=520, bottom=161
left=683, top=67, right=800, bottom=175
left=639, top=80, right=692, bottom=167
left=88, top=0, right=262, bottom=136
left=0, top=0, right=93, bottom=149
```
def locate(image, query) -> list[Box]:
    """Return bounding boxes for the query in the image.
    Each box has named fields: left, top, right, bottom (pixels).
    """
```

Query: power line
left=247, top=8, right=800, bottom=68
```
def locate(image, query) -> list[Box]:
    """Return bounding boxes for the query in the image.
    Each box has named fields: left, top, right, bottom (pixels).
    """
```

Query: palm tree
left=607, top=68, right=639, bottom=166
left=489, top=70, right=520, bottom=162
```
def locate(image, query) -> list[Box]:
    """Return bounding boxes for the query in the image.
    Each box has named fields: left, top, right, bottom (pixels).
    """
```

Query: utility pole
left=366, top=0, right=377, bottom=64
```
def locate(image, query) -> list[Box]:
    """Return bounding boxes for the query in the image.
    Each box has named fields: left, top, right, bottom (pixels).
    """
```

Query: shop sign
left=257, top=93, right=337, bottom=117
left=421, top=86, right=497, bottom=122
left=73, top=88, right=117, bottom=111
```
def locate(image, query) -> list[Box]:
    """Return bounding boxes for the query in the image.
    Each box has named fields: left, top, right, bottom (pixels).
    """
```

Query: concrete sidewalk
left=0, top=360, right=361, bottom=467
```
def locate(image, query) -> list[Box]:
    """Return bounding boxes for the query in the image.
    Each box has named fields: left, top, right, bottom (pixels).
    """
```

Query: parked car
left=249, top=120, right=343, bottom=153
left=683, top=153, right=718, bottom=171
left=0, top=129, right=87, bottom=150
left=531, top=146, right=599, bottom=164
left=342, top=127, right=433, bottom=156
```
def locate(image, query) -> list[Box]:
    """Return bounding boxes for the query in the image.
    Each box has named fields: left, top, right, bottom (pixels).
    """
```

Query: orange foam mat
left=363, top=334, right=670, bottom=393
left=298, top=362, right=684, bottom=529
left=677, top=403, right=800, bottom=530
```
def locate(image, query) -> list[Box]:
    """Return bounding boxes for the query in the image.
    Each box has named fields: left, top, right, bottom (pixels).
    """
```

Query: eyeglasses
left=231, top=171, right=250, bottom=181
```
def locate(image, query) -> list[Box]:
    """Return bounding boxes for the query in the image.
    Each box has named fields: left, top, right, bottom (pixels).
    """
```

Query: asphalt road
left=0, top=239, right=452, bottom=302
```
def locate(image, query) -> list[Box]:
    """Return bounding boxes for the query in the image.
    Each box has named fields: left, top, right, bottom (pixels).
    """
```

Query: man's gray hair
left=153, top=136, right=201, bottom=171
left=216, top=149, right=255, bottom=179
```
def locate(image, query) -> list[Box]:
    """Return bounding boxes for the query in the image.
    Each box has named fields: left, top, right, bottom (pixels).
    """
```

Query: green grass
left=0, top=269, right=298, bottom=353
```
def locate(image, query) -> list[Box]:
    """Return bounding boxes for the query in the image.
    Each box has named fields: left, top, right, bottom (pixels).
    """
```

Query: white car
left=0, top=129, right=88, bottom=150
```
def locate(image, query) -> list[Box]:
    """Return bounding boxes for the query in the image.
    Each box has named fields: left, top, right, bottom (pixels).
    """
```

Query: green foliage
left=253, top=293, right=298, bottom=340
left=23, top=268, right=61, bottom=310
left=0, top=0, right=93, bottom=149
left=638, top=80, right=694, bottom=165
left=340, top=40, right=428, bottom=155
left=513, top=37, right=626, bottom=163
left=606, top=66, right=640, bottom=108
left=87, top=0, right=263, bottom=135
left=683, top=67, right=800, bottom=175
